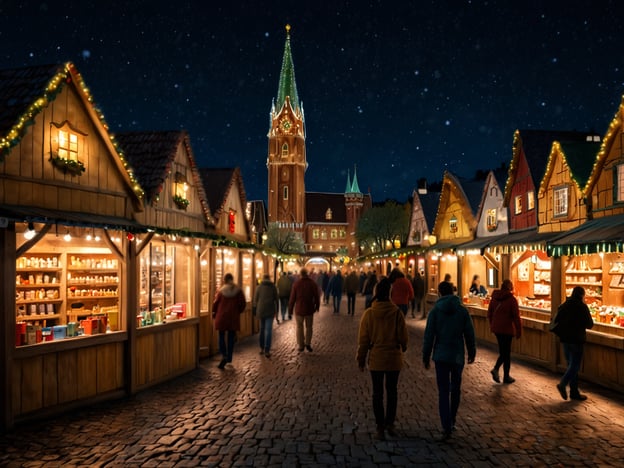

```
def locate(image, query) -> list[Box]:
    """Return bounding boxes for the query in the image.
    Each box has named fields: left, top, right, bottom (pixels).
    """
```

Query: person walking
left=356, top=278, right=408, bottom=440
left=487, top=279, right=522, bottom=384
left=212, top=273, right=247, bottom=369
left=422, top=280, right=476, bottom=440
left=276, top=271, right=292, bottom=321
left=552, top=286, right=594, bottom=401
left=412, top=271, right=426, bottom=318
left=362, top=271, right=378, bottom=309
left=389, top=268, right=414, bottom=317
left=321, top=271, right=330, bottom=305
left=253, top=274, right=279, bottom=357
left=345, top=270, right=360, bottom=316
left=289, top=268, right=321, bottom=352
left=327, top=270, right=344, bottom=314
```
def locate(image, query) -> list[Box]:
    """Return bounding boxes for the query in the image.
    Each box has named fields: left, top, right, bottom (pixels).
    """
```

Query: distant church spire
left=345, top=169, right=352, bottom=193
left=276, top=24, right=300, bottom=114
left=350, top=164, right=361, bottom=194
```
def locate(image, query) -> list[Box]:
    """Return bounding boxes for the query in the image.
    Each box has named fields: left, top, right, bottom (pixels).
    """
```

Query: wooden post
left=1, top=221, right=16, bottom=430
left=126, top=236, right=138, bottom=394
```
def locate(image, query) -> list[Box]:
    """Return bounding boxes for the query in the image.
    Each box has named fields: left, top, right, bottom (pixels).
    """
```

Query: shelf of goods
left=15, top=253, right=121, bottom=346
left=66, top=254, right=119, bottom=330
left=15, top=254, right=62, bottom=324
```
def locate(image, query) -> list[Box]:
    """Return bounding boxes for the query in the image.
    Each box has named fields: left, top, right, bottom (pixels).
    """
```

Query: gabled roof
left=247, top=200, right=268, bottom=235
left=115, top=130, right=212, bottom=222
left=0, top=63, right=62, bottom=144
left=305, top=192, right=348, bottom=224
left=558, top=141, right=601, bottom=190
left=456, top=175, right=486, bottom=218
left=419, top=191, right=442, bottom=231
left=504, top=129, right=598, bottom=204
left=0, top=61, right=144, bottom=202
left=198, top=167, right=248, bottom=220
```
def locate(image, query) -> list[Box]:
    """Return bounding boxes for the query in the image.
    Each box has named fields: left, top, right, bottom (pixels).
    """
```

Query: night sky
left=2, top=1, right=624, bottom=203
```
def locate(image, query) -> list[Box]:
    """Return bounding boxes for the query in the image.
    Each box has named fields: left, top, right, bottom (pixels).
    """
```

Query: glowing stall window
left=312, top=229, right=320, bottom=239
left=173, top=172, right=190, bottom=209
left=281, top=143, right=289, bottom=157
left=228, top=210, right=236, bottom=233
left=325, top=208, right=332, bottom=220
left=58, top=130, right=79, bottom=161
left=339, top=229, right=346, bottom=238
left=330, top=229, right=338, bottom=239
left=283, top=186, right=289, bottom=200
left=527, top=191, right=535, bottom=210
left=449, top=215, right=458, bottom=233
left=486, top=209, right=497, bottom=232
left=553, top=186, right=569, bottom=217
left=514, top=195, right=523, bottom=215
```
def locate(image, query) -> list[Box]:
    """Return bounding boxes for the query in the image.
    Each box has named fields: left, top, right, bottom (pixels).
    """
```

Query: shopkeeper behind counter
left=470, top=275, right=488, bottom=297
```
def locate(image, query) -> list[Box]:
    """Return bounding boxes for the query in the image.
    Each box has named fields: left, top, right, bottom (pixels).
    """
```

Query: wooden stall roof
left=114, top=130, right=213, bottom=225
left=199, top=167, right=246, bottom=221
left=0, top=62, right=144, bottom=206
left=547, top=213, right=624, bottom=257
left=504, top=129, right=599, bottom=206
left=247, top=200, right=268, bottom=234
left=0, top=204, right=144, bottom=232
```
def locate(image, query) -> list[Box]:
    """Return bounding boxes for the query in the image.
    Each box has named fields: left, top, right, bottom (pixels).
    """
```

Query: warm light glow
left=23, top=223, right=36, bottom=240
left=63, top=231, right=72, bottom=242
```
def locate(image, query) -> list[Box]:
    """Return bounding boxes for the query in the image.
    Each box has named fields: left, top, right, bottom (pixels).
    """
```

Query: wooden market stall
left=0, top=63, right=145, bottom=429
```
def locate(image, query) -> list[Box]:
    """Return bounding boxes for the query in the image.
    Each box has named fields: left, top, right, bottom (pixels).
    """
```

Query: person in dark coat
left=213, top=273, right=247, bottom=369
left=552, top=286, right=594, bottom=401
left=326, top=270, right=344, bottom=314
left=362, top=271, right=378, bottom=309
left=487, top=279, right=522, bottom=384
left=423, top=280, right=476, bottom=440
left=289, top=268, right=321, bottom=352
left=253, top=274, right=279, bottom=357
left=412, top=271, right=426, bottom=319
left=276, top=271, right=292, bottom=321
left=321, top=271, right=330, bottom=304
left=345, top=270, right=360, bottom=316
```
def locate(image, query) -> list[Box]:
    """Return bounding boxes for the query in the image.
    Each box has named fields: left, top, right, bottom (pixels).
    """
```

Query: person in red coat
left=213, top=273, right=247, bottom=369
left=389, top=268, right=414, bottom=317
left=487, top=279, right=522, bottom=383
left=288, top=268, right=321, bottom=352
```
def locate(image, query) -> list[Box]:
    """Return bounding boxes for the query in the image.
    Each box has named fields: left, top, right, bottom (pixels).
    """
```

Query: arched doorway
left=305, top=256, right=330, bottom=274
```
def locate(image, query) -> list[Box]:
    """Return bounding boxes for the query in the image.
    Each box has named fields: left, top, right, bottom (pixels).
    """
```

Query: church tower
left=345, top=165, right=364, bottom=258
left=267, top=24, right=306, bottom=232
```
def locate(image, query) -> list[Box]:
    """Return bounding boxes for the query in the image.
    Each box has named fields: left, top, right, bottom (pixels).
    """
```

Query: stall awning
left=455, top=234, right=509, bottom=254
left=0, top=204, right=146, bottom=232
left=427, top=240, right=461, bottom=252
left=486, top=229, right=561, bottom=254
left=547, top=214, right=624, bottom=257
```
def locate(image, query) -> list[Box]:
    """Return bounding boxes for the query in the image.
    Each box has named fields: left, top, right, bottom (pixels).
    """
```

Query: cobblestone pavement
left=2, top=296, right=624, bottom=467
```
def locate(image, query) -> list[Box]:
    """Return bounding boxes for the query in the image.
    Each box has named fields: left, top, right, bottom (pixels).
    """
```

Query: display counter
left=462, top=301, right=624, bottom=391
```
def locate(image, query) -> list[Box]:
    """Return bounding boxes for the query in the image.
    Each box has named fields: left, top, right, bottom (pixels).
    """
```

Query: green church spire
left=276, top=24, right=300, bottom=113
left=350, top=165, right=362, bottom=194
left=345, top=169, right=352, bottom=193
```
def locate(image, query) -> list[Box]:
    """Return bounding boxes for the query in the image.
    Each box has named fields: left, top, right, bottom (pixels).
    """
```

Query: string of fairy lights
left=3, top=60, right=624, bottom=262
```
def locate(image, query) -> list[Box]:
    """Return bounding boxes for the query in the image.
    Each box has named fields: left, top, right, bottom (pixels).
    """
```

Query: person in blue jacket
left=423, top=280, right=476, bottom=440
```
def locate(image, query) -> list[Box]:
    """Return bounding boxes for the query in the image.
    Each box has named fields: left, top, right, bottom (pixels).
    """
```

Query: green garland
left=173, top=194, right=190, bottom=210
left=49, top=153, right=85, bottom=176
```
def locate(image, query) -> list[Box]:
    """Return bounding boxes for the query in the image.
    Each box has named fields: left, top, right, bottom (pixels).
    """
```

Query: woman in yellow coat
left=356, top=278, right=408, bottom=440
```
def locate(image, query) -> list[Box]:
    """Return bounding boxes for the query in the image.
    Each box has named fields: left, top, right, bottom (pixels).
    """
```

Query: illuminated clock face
left=280, top=118, right=292, bottom=131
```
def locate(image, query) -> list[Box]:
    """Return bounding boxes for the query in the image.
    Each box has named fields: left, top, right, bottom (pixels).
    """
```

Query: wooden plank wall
left=134, top=323, right=198, bottom=390
left=12, top=342, right=124, bottom=418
